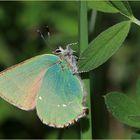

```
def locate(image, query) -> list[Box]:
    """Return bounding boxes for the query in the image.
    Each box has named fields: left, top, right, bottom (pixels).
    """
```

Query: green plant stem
left=89, top=10, right=97, bottom=35
left=79, top=1, right=92, bottom=139
left=131, top=17, right=140, bottom=26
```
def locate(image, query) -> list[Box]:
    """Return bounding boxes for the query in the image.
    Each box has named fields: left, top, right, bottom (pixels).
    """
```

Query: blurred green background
left=0, top=1, right=140, bottom=139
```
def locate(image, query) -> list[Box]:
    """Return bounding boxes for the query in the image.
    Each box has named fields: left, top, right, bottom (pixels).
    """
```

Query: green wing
left=0, top=54, right=60, bottom=110
left=36, top=63, right=86, bottom=128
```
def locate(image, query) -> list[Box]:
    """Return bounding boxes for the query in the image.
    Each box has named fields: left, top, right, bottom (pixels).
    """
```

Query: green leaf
left=131, top=130, right=140, bottom=139
left=88, top=1, right=118, bottom=13
left=109, top=1, right=133, bottom=18
left=104, top=92, right=140, bottom=128
left=136, top=76, right=140, bottom=106
left=135, top=76, right=140, bottom=106
left=78, top=21, right=131, bottom=72
left=128, top=115, right=140, bottom=122
left=136, top=76, right=140, bottom=97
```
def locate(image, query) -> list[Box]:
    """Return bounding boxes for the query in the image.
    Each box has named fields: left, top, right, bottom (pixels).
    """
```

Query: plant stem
left=79, top=1, right=92, bottom=139
left=131, top=17, right=140, bottom=26
left=89, top=10, right=97, bottom=35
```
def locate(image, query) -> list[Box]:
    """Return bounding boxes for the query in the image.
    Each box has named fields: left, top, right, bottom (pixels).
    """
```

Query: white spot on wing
left=57, top=104, right=60, bottom=107
left=39, top=96, right=42, bottom=100
left=62, top=104, right=67, bottom=107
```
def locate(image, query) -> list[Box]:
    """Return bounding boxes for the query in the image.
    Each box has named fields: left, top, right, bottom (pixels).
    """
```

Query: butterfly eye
left=53, top=48, right=63, bottom=55
left=55, top=49, right=62, bottom=53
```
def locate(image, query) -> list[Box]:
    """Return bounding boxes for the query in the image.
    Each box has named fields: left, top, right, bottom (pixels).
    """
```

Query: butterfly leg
left=83, top=106, right=89, bottom=115
left=82, top=94, right=88, bottom=116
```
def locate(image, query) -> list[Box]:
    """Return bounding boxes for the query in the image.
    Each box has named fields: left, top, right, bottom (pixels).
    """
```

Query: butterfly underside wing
left=0, top=46, right=87, bottom=128
left=0, top=54, right=60, bottom=110
left=36, top=60, right=86, bottom=128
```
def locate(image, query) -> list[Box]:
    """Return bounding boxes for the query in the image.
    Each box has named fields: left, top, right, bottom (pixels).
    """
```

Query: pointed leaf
left=88, top=1, right=118, bottom=13
left=109, top=1, right=133, bottom=18
left=104, top=92, right=140, bottom=128
left=78, top=21, right=131, bottom=72
left=128, top=115, right=140, bottom=122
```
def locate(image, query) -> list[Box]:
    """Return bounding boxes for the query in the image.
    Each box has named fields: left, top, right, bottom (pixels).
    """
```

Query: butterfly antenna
left=66, top=42, right=78, bottom=48
left=46, top=26, right=51, bottom=38
left=37, top=26, right=51, bottom=48
left=37, top=29, right=46, bottom=43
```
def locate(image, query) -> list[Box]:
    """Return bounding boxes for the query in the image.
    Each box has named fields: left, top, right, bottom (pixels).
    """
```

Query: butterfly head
left=53, top=46, right=75, bottom=57
left=53, top=47, right=64, bottom=56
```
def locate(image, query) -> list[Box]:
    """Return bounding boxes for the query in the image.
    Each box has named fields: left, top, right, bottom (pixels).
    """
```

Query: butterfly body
left=0, top=46, right=87, bottom=128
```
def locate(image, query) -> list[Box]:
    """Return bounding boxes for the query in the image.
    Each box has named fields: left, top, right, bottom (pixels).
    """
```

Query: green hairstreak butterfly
left=0, top=43, right=88, bottom=128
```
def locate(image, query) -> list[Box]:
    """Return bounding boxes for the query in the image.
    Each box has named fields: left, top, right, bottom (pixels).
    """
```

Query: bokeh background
left=0, top=1, right=140, bottom=139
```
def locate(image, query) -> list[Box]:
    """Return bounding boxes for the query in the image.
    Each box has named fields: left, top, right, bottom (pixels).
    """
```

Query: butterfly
left=0, top=43, right=88, bottom=128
